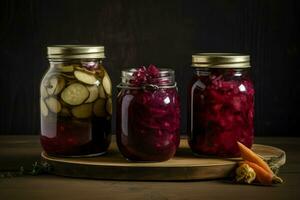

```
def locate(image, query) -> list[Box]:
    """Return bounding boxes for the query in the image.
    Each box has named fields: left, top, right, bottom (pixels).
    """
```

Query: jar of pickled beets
left=187, top=53, right=254, bottom=157
left=116, top=65, right=180, bottom=162
left=40, top=45, right=112, bottom=157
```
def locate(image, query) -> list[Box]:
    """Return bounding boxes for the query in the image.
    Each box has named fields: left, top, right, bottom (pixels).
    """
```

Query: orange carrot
left=244, top=161, right=283, bottom=185
left=237, top=141, right=274, bottom=175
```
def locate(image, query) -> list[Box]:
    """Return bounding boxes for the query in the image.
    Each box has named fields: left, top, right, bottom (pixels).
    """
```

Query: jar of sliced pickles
left=40, top=45, right=112, bottom=156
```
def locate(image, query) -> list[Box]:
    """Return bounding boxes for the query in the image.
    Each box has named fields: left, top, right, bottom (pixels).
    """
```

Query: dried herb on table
left=30, top=161, right=52, bottom=175
left=0, top=161, right=52, bottom=178
left=0, top=166, right=25, bottom=178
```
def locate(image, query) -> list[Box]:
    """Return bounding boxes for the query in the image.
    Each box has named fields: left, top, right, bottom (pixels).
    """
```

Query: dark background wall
left=0, top=0, right=299, bottom=136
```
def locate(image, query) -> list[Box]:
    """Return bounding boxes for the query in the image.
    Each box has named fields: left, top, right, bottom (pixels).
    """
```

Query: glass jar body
left=116, top=87, right=180, bottom=162
left=187, top=68, right=254, bottom=157
left=40, top=59, right=112, bottom=156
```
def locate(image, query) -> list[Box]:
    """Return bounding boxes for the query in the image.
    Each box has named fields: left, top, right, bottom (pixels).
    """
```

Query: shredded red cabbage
left=188, top=69, right=254, bottom=157
left=117, top=65, right=180, bottom=161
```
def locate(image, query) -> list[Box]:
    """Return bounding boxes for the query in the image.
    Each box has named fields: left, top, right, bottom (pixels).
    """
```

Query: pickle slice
left=85, top=85, right=99, bottom=103
left=47, top=77, right=65, bottom=95
left=61, top=73, right=75, bottom=79
left=55, top=65, right=75, bottom=73
left=46, top=77, right=58, bottom=95
left=45, top=97, right=61, bottom=113
left=75, top=66, right=96, bottom=75
left=41, top=85, right=48, bottom=98
left=71, top=104, right=93, bottom=119
left=106, top=98, right=112, bottom=115
left=54, top=78, right=65, bottom=95
left=74, top=70, right=98, bottom=85
left=98, top=85, right=106, bottom=99
left=40, top=99, right=48, bottom=117
left=66, top=80, right=77, bottom=86
left=102, top=72, right=112, bottom=96
left=93, top=99, right=106, bottom=117
left=61, top=83, right=89, bottom=105
left=60, top=65, right=74, bottom=73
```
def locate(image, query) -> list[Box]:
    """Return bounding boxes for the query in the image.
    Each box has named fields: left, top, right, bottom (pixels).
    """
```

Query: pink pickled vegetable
left=117, top=65, right=180, bottom=161
left=188, top=69, right=254, bottom=157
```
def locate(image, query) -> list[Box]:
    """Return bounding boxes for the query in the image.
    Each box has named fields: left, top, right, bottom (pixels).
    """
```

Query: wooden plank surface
left=0, top=136, right=299, bottom=200
left=41, top=140, right=285, bottom=180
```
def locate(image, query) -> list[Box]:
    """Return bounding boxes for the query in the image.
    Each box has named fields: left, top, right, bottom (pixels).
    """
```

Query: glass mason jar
left=116, top=68, right=180, bottom=162
left=40, top=45, right=112, bottom=157
left=187, top=53, right=254, bottom=157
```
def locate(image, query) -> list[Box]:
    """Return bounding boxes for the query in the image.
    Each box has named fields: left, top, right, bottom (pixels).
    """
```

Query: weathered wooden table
left=0, top=136, right=299, bottom=200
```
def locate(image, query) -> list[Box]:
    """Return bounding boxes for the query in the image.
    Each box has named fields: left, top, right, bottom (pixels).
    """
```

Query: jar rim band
left=47, top=45, right=105, bottom=59
left=191, top=53, right=251, bottom=68
left=117, top=83, right=177, bottom=90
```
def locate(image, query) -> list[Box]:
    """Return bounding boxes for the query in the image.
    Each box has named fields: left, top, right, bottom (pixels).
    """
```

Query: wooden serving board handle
left=41, top=139, right=286, bottom=181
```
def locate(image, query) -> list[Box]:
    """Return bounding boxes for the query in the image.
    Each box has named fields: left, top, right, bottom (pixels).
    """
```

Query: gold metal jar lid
left=192, top=53, right=250, bottom=68
left=47, top=45, right=105, bottom=60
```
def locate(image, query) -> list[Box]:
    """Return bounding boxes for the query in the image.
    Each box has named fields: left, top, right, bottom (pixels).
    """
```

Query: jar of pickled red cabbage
left=116, top=65, right=180, bottom=162
left=40, top=45, right=112, bottom=156
left=187, top=53, right=254, bottom=157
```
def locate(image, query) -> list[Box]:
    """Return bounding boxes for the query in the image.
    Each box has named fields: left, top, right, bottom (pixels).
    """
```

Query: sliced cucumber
left=75, top=66, right=96, bottom=74
left=106, top=98, right=112, bottom=115
left=41, top=85, right=48, bottom=98
left=61, top=83, right=89, bottom=105
left=85, top=85, right=99, bottom=103
left=45, top=97, right=61, bottom=113
left=46, top=77, right=58, bottom=95
left=46, top=77, right=65, bottom=95
left=71, top=104, right=93, bottom=119
left=61, top=73, right=75, bottom=79
left=93, top=99, right=106, bottom=117
left=60, top=65, right=75, bottom=73
left=40, top=99, right=48, bottom=117
left=54, top=78, right=65, bottom=95
left=66, top=80, right=77, bottom=86
left=98, top=85, right=106, bottom=99
left=74, top=70, right=98, bottom=85
left=102, top=72, right=112, bottom=96
left=60, top=99, right=71, bottom=108
left=55, top=65, right=75, bottom=73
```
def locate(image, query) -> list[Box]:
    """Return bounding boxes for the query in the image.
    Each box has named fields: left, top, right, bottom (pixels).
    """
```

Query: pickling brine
left=40, top=45, right=112, bottom=156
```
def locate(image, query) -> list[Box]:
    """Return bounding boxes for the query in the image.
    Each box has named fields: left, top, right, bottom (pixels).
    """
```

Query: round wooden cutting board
left=41, top=139, right=286, bottom=181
